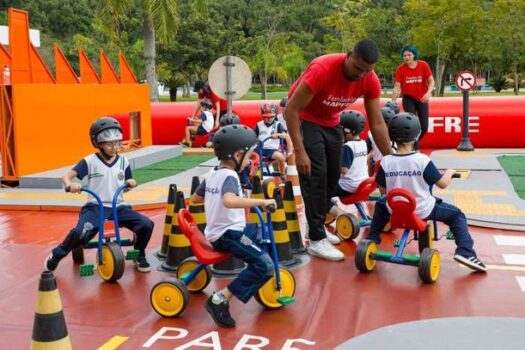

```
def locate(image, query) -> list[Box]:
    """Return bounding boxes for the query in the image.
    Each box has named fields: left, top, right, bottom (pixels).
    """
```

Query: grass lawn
left=160, top=89, right=525, bottom=102
left=133, top=154, right=215, bottom=184
left=498, top=155, right=525, bottom=200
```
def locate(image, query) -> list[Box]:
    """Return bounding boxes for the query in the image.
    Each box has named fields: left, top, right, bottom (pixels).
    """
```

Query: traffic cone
left=161, top=191, right=193, bottom=271
left=188, top=176, right=206, bottom=232
left=286, top=154, right=304, bottom=210
left=31, top=271, right=72, bottom=350
left=271, top=188, right=296, bottom=266
left=158, top=184, right=177, bottom=259
left=248, top=176, right=266, bottom=224
left=283, top=181, right=306, bottom=254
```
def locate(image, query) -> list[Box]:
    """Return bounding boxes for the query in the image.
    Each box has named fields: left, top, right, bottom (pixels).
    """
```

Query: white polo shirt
left=195, top=167, right=246, bottom=242
left=376, top=152, right=443, bottom=219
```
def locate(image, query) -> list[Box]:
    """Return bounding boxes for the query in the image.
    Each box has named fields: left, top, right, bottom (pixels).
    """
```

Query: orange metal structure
left=0, top=8, right=152, bottom=182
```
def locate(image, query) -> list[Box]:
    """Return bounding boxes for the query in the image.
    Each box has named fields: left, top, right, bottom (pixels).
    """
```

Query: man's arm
left=365, top=97, right=393, bottom=156
left=284, top=81, right=315, bottom=176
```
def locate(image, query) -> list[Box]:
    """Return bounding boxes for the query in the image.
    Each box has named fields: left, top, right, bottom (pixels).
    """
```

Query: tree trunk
left=261, top=74, right=267, bottom=100
left=513, top=64, right=519, bottom=95
left=439, top=59, right=449, bottom=96
left=169, top=87, right=177, bottom=101
left=144, top=10, right=159, bottom=102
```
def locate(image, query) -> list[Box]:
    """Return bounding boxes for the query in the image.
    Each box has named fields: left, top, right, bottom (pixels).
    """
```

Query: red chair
left=178, top=208, right=230, bottom=265
left=333, top=177, right=377, bottom=240
left=387, top=188, right=426, bottom=232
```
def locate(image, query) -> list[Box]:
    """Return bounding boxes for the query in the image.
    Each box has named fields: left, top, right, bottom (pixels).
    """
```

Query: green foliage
left=489, top=76, right=509, bottom=93
left=1, top=0, right=524, bottom=99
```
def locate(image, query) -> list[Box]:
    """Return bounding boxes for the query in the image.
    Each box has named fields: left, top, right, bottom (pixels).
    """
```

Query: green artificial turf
left=133, top=154, right=214, bottom=184
left=498, top=155, right=525, bottom=200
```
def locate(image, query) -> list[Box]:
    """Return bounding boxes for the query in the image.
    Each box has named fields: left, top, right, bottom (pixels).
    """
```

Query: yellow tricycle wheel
left=255, top=267, right=296, bottom=309
left=97, top=242, right=125, bottom=283
left=419, top=248, right=440, bottom=284
left=177, top=257, right=212, bottom=293
left=150, top=278, right=190, bottom=317
left=355, top=239, right=377, bottom=273
left=336, top=213, right=361, bottom=240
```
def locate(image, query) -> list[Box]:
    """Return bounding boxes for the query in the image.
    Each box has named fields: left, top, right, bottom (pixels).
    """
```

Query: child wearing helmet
left=327, top=110, right=370, bottom=219
left=44, top=117, right=154, bottom=273
left=365, top=112, right=486, bottom=272
left=254, top=102, right=293, bottom=176
left=182, top=98, right=215, bottom=147
left=276, top=97, right=288, bottom=130
left=191, top=125, right=277, bottom=328
left=367, top=106, right=396, bottom=176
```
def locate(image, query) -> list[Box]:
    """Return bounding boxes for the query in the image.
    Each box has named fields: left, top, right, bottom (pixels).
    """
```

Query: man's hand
left=295, top=149, right=311, bottom=176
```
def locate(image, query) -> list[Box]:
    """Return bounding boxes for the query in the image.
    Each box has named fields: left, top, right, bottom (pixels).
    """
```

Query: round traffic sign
left=455, top=70, right=477, bottom=91
left=208, top=56, right=252, bottom=100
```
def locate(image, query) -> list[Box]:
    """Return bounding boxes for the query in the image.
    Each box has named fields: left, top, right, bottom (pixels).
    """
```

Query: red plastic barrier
left=118, top=97, right=525, bottom=148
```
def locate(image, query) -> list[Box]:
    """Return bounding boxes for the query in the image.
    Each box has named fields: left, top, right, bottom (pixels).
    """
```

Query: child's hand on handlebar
left=263, top=199, right=277, bottom=212
left=68, top=183, right=82, bottom=193
left=125, top=179, right=137, bottom=191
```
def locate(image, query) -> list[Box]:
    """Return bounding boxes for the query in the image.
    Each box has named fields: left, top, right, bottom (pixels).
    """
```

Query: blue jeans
left=366, top=197, right=476, bottom=257
left=52, top=203, right=154, bottom=259
left=211, top=224, right=274, bottom=303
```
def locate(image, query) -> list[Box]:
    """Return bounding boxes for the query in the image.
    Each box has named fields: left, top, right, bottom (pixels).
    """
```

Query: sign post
left=208, top=56, right=252, bottom=118
left=455, top=70, right=477, bottom=151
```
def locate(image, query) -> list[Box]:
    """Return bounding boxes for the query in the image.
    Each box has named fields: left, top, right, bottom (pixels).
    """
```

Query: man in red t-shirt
left=392, top=45, right=435, bottom=143
left=192, top=80, right=228, bottom=129
left=286, top=39, right=393, bottom=262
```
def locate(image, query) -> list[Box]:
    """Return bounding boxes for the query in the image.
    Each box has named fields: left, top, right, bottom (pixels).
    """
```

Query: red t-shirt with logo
left=288, top=53, right=381, bottom=127
left=394, top=60, right=432, bottom=101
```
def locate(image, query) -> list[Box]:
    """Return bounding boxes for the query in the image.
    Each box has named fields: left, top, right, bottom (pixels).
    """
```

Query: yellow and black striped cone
left=248, top=176, right=265, bottom=225
left=161, top=191, right=193, bottom=271
left=31, top=271, right=72, bottom=350
left=271, top=188, right=297, bottom=266
left=189, top=176, right=206, bottom=232
left=158, top=184, right=177, bottom=259
left=283, top=181, right=306, bottom=254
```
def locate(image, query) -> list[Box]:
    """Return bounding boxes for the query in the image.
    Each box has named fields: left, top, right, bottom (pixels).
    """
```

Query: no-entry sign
left=455, top=70, right=477, bottom=92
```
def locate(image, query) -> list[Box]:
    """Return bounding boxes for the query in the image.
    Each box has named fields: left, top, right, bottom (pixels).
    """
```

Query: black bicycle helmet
left=381, top=107, right=395, bottom=126
left=213, top=124, right=258, bottom=160
left=340, top=110, right=366, bottom=134
left=200, top=98, right=213, bottom=109
left=219, top=113, right=241, bottom=127
left=389, top=112, right=421, bottom=143
left=280, top=97, right=287, bottom=108
left=384, top=100, right=400, bottom=114
left=89, top=117, right=122, bottom=147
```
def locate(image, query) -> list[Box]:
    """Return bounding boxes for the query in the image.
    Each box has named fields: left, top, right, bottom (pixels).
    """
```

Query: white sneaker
left=325, top=229, right=341, bottom=245
left=303, top=221, right=341, bottom=245
left=307, top=239, right=344, bottom=261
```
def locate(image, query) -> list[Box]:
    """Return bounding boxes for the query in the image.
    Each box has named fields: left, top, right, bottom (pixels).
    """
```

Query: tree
left=403, top=0, right=487, bottom=96
left=93, top=0, right=178, bottom=102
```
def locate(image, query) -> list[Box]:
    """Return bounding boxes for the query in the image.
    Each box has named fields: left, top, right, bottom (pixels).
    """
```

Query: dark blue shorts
left=262, top=149, right=278, bottom=159
left=196, top=125, right=208, bottom=135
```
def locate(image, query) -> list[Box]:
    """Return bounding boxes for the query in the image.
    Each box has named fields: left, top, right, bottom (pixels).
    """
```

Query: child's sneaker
left=453, top=254, right=487, bottom=272
left=44, top=253, right=60, bottom=271
left=205, top=295, right=236, bottom=328
left=180, top=140, right=191, bottom=148
left=307, top=239, right=344, bottom=261
left=135, top=256, right=151, bottom=272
